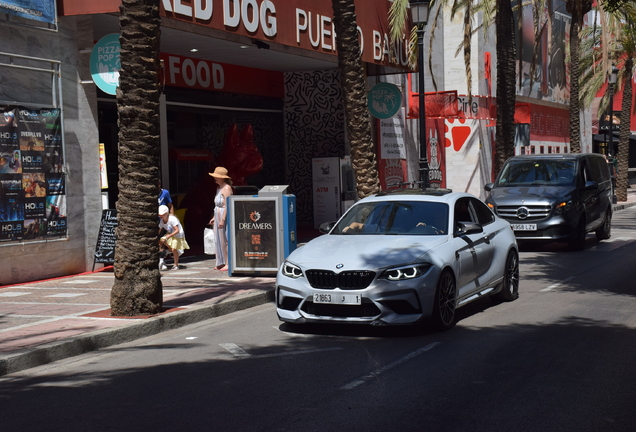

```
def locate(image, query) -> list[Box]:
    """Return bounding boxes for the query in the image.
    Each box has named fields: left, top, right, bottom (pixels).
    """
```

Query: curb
left=613, top=201, right=636, bottom=212
left=0, top=287, right=275, bottom=377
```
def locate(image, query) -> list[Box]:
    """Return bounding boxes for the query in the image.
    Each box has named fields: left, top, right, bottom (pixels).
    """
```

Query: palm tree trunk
left=616, top=57, right=633, bottom=202
left=110, top=0, right=163, bottom=316
left=332, top=0, right=380, bottom=198
left=495, top=0, right=517, bottom=176
left=568, top=9, right=582, bottom=153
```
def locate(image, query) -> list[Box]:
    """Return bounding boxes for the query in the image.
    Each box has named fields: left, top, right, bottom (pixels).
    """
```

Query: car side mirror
left=584, top=180, right=598, bottom=191
left=485, top=183, right=494, bottom=191
left=454, top=221, right=483, bottom=237
left=319, top=221, right=335, bottom=233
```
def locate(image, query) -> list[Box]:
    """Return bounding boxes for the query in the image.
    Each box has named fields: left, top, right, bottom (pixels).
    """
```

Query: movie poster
left=0, top=106, right=66, bottom=242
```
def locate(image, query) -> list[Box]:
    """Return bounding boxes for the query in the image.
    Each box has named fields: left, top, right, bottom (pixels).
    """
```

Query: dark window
left=470, top=198, right=495, bottom=225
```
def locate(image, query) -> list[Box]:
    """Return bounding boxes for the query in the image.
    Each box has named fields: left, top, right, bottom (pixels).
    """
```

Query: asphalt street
left=1, top=207, right=636, bottom=432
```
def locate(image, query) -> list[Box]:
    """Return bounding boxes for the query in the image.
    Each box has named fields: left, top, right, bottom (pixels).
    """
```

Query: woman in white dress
left=208, top=167, right=233, bottom=271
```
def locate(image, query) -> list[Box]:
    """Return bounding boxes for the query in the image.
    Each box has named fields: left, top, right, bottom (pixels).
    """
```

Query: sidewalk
left=0, top=255, right=276, bottom=376
left=1, top=188, right=635, bottom=377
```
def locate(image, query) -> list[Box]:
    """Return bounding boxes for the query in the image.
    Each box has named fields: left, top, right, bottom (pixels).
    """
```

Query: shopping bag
left=204, top=226, right=216, bottom=255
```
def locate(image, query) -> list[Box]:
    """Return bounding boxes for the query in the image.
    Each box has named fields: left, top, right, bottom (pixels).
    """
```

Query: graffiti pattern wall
left=0, top=106, right=66, bottom=242
left=284, top=70, right=345, bottom=226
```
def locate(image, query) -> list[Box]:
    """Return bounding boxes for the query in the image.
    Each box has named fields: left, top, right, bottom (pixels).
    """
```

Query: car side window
left=454, top=198, right=473, bottom=232
left=469, top=198, right=495, bottom=226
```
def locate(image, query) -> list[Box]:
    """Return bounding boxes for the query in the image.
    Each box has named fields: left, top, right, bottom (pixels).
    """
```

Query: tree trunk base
left=110, top=268, right=162, bottom=316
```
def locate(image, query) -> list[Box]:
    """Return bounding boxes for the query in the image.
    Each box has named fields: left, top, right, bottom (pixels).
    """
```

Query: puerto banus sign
left=90, top=34, right=121, bottom=95
left=367, top=82, right=402, bottom=119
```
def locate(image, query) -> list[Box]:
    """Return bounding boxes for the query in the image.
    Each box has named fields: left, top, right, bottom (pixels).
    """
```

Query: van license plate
left=511, top=224, right=537, bottom=231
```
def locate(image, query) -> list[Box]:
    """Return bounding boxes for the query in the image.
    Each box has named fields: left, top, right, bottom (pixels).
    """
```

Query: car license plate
left=511, top=223, right=537, bottom=231
left=313, top=293, right=361, bottom=305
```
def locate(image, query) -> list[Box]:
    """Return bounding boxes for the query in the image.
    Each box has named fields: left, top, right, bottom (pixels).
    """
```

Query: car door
left=579, top=158, right=602, bottom=231
left=452, top=197, right=494, bottom=298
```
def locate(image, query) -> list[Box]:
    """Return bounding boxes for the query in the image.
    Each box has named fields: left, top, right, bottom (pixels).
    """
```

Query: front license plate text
left=313, top=293, right=362, bottom=305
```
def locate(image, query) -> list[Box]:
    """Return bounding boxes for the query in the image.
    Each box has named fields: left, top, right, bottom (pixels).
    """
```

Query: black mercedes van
left=484, top=154, right=613, bottom=250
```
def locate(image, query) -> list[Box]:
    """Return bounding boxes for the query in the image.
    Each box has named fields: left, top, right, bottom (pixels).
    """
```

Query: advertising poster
left=0, top=105, right=66, bottom=242
left=0, top=0, right=56, bottom=24
left=232, top=199, right=278, bottom=269
left=312, top=157, right=341, bottom=229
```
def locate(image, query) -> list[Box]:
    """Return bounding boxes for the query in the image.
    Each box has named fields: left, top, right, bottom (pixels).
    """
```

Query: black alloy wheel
left=495, top=250, right=520, bottom=302
left=432, top=270, right=456, bottom=331
left=595, top=209, right=612, bottom=241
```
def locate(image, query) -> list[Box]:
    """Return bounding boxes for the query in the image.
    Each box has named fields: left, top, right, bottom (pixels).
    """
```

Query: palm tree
left=494, top=0, right=517, bottom=175
left=579, top=2, right=636, bottom=201
left=566, top=0, right=593, bottom=153
left=331, top=0, right=380, bottom=198
left=110, top=0, right=163, bottom=316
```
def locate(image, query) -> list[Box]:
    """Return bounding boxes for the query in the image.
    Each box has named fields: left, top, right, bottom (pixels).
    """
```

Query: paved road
left=1, top=207, right=635, bottom=431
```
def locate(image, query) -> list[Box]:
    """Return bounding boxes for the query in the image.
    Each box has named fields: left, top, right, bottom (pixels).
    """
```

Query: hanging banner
left=379, top=158, right=408, bottom=190
left=99, top=143, right=108, bottom=189
left=0, top=0, right=56, bottom=24
left=312, top=157, right=341, bottom=229
left=0, top=105, right=66, bottom=243
left=380, top=107, right=407, bottom=159
left=427, top=119, right=447, bottom=189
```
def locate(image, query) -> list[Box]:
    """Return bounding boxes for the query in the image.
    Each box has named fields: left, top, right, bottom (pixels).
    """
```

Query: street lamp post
left=410, top=0, right=431, bottom=191
left=607, top=64, right=618, bottom=158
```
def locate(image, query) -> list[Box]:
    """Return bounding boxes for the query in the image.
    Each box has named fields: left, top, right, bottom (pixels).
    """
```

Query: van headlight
left=380, top=264, right=432, bottom=281
left=281, top=261, right=304, bottom=279
left=554, top=201, right=572, bottom=215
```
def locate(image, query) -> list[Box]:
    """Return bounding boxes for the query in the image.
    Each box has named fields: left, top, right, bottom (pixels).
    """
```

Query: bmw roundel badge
left=336, top=263, right=344, bottom=269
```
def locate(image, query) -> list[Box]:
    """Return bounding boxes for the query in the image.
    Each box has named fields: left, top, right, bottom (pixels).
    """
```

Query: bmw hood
left=286, top=235, right=447, bottom=270
left=490, top=185, right=575, bottom=204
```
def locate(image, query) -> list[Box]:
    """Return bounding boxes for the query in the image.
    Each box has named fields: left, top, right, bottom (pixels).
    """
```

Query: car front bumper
left=275, top=266, right=441, bottom=326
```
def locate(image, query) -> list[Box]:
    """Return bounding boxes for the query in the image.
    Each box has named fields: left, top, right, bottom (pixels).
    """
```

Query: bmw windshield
left=331, top=201, right=449, bottom=235
left=496, top=160, right=577, bottom=187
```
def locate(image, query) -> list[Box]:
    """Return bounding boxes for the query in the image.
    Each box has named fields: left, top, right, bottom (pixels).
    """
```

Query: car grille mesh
left=302, top=301, right=381, bottom=318
left=305, top=270, right=376, bottom=290
left=496, top=205, right=551, bottom=220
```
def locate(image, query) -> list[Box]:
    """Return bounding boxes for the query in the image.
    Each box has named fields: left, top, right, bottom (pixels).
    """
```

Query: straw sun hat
left=209, top=166, right=231, bottom=179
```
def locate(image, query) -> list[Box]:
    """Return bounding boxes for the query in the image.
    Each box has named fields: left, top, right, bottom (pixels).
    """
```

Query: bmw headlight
left=554, top=201, right=572, bottom=215
left=380, top=264, right=432, bottom=281
left=281, top=261, right=304, bottom=279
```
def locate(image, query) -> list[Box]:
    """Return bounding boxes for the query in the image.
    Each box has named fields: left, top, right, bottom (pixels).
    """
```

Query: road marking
left=47, top=293, right=87, bottom=298
left=219, top=343, right=251, bottom=358
left=0, top=292, right=31, bottom=297
left=62, top=280, right=100, bottom=284
left=219, top=343, right=342, bottom=359
left=540, top=275, right=575, bottom=292
left=340, top=342, right=441, bottom=390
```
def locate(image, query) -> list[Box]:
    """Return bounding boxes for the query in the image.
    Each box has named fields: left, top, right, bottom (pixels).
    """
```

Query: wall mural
left=284, top=70, right=345, bottom=226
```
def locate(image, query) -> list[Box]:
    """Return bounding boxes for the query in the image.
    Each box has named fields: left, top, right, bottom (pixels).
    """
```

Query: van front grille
left=496, top=205, right=551, bottom=220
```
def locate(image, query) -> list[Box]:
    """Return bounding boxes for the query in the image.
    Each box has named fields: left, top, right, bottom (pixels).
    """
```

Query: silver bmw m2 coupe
left=276, top=189, right=520, bottom=330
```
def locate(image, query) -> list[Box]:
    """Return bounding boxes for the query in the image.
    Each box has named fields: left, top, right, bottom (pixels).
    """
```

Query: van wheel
left=568, top=218, right=586, bottom=251
left=595, top=209, right=612, bottom=240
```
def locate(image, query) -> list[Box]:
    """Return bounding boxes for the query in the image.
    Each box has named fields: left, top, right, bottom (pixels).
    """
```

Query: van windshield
left=496, top=160, right=576, bottom=187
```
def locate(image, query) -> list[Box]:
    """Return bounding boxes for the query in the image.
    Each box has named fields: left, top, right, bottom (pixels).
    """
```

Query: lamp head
left=409, top=0, right=431, bottom=26
left=609, top=64, right=618, bottom=85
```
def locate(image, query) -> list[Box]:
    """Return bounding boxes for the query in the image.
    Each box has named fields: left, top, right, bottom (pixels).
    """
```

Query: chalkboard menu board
left=94, top=209, right=117, bottom=264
